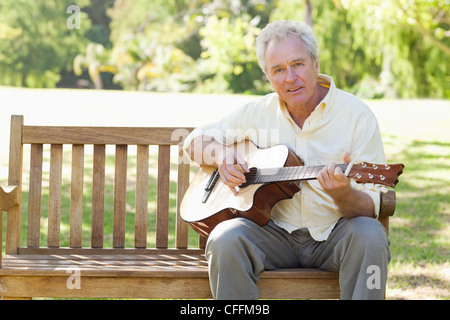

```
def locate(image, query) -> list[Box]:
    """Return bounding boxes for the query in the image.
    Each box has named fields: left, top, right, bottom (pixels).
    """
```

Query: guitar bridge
left=202, top=168, right=220, bottom=203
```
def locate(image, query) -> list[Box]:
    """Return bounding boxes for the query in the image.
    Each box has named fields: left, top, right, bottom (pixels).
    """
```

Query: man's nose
left=286, top=66, right=297, bottom=82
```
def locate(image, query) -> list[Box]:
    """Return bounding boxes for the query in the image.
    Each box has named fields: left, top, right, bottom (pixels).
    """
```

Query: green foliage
left=74, top=43, right=116, bottom=89
left=0, top=0, right=91, bottom=87
left=342, top=0, right=450, bottom=98
left=275, top=0, right=450, bottom=99
left=0, top=0, right=448, bottom=97
left=196, top=15, right=263, bottom=93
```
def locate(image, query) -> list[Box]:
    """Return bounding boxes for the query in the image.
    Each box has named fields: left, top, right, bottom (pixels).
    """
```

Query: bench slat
left=113, top=145, right=128, bottom=248
left=176, top=145, right=190, bottom=249
left=135, top=145, right=149, bottom=248
left=1, top=254, right=338, bottom=283
left=17, top=247, right=205, bottom=255
left=22, top=126, right=193, bottom=145
left=156, top=145, right=170, bottom=249
left=70, top=145, right=84, bottom=248
left=27, top=144, right=43, bottom=248
left=48, top=144, right=63, bottom=248
left=91, top=145, right=106, bottom=248
left=5, top=253, right=207, bottom=261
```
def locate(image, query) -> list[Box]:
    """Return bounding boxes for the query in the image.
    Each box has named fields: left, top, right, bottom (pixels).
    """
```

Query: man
left=183, top=20, right=390, bottom=299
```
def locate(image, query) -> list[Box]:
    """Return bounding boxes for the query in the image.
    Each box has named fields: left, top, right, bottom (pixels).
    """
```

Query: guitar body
left=180, top=141, right=304, bottom=237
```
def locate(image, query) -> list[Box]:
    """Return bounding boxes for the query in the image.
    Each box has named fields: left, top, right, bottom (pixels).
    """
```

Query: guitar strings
left=244, top=164, right=349, bottom=185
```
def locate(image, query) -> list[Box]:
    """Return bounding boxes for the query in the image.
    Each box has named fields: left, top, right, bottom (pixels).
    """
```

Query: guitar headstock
left=347, top=162, right=404, bottom=187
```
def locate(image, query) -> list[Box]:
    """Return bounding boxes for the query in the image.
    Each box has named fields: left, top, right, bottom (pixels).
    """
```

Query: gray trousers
left=205, top=216, right=390, bottom=300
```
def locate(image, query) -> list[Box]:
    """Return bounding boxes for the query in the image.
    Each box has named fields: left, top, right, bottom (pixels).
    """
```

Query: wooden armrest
left=379, top=189, right=396, bottom=218
left=0, top=185, right=20, bottom=212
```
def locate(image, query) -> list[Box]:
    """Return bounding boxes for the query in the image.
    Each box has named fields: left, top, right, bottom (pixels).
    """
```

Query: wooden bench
left=0, top=115, right=396, bottom=299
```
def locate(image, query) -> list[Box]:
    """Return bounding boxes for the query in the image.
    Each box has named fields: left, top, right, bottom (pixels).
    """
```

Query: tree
left=344, top=0, right=450, bottom=98
left=196, top=14, right=264, bottom=93
left=1, top=0, right=448, bottom=98
left=106, top=0, right=276, bottom=92
left=73, top=43, right=116, bottom=89
left=272, top=0, right=450, bottom=98
left=0, top=0, right=91, bottom=87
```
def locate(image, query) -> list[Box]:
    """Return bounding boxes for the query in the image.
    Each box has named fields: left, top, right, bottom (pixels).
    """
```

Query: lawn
left=1, top=87, right=449, bottom=299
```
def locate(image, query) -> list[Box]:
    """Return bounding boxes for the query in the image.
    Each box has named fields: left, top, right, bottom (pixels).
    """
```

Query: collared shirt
left=183, top=74, right=386, bottom=241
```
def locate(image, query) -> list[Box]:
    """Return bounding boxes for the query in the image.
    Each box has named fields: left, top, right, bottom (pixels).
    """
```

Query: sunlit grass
left=369, top=100, right=450, bottom=299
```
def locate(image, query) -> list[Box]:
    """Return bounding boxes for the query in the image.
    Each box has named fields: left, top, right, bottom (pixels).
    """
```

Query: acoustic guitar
left=180, top=141, right=404, bottom=237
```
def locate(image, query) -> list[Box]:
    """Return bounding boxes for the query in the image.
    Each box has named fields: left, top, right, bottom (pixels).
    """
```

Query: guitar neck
left=243, top=164, right=349, bottom=186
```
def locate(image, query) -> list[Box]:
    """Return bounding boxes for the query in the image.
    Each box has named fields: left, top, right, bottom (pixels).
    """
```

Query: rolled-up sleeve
left=349, top=109, right=386, bottom=218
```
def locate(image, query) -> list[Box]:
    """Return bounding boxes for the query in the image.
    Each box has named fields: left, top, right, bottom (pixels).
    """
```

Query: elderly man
left=183, top=20, right=390, bottom=300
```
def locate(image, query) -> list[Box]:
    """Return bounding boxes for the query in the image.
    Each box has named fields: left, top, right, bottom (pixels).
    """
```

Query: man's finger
left=236, top=153, right=250, bottom=173
left=343, top=152, right=351, bottom=164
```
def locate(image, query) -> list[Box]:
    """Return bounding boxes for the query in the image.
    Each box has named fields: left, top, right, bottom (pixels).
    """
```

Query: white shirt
left=183, top=74, right=386, bottom=241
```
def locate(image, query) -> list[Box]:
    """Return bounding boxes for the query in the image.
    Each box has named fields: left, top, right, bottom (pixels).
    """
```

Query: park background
left=0, top=0, right=449, bottom=299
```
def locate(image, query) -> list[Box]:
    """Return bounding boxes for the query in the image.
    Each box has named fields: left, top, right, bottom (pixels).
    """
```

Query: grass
left=368, top=100, right=450, bottom=299
left=1, top=88, right=449, bottom=299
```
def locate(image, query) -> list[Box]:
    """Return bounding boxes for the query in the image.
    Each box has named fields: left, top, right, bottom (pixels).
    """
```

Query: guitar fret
left=292, top=166, right=302, bottom=181
left=289, top=166, right=299, bottom=181
left=282, top=167, right=289, bottom=181
left=254, top=169, right=263, bottom=183
left=312, top=166, right=322, bottom=179
left=305, top=166, right=314, bottom=179
left=297, top=165, right=306, bottom=180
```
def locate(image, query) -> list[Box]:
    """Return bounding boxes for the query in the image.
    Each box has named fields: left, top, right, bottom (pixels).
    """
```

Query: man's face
left=265, top=35, right=319, bottom=110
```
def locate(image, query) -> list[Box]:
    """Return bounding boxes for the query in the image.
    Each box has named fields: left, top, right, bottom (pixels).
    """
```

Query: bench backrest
left=3, top=115, right=204, bottom=254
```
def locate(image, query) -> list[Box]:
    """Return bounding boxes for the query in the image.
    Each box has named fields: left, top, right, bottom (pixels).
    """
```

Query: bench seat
left=0, top=250, right=339, bottom=299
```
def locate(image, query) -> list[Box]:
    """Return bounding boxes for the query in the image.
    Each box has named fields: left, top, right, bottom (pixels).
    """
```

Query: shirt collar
left=317, top=74, right=336, bottom=114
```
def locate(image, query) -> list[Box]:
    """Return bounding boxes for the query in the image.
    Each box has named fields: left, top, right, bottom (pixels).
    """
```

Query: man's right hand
left=215, top=146, right=249, bottom=196
left=187, top=135, right=249, bottom=196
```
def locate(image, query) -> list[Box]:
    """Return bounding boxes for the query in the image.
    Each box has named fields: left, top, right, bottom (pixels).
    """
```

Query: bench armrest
left=379, top=189, right=396, bottom=218
left=0, top=185, right=20, bottom=212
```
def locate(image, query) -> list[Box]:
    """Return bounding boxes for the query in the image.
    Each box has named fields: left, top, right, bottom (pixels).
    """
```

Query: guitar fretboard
left=242, top=164, right=349, bottom=187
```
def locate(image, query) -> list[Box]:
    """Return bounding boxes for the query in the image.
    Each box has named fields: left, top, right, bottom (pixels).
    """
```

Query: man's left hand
left=317, top=152, right=351, bottom=199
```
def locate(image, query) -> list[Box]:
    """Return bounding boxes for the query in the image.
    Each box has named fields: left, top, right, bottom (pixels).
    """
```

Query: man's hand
left=187, top=136, right=250, bottom=196
left=317, top=152, right=374, bottom=218
left=317, top=152, right=351, bottom=199
left=215, top=146, right=249, bottom=196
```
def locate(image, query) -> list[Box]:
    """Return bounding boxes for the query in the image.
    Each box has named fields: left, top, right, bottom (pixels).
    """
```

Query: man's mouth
left=287, top=86, right=303, bottom=93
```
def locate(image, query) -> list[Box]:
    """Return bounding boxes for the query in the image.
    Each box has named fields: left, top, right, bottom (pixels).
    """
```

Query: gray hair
left=256, top=20, right=319, bottom=76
